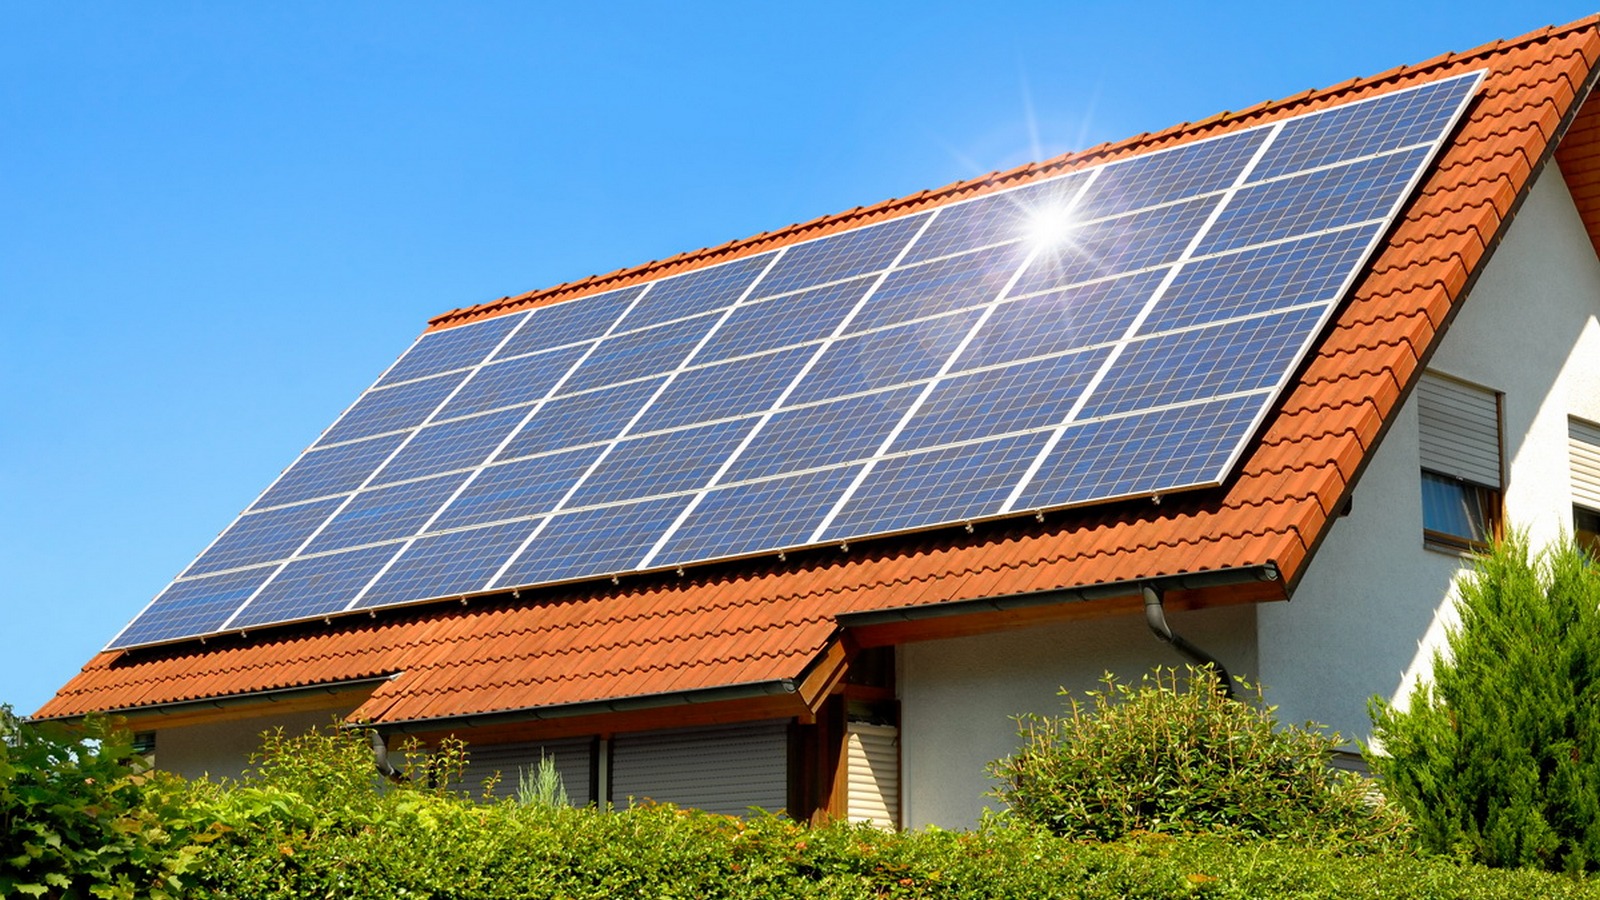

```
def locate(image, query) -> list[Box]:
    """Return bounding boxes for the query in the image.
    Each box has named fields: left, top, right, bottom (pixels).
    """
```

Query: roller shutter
left=460, top=737, right=592, bottom=805
left=846, top=722, right=900, bottom=829
left=1418, top=374, right=1501, bottom=487
left=1573, top=418, right=1600, bottom=511
left=610, top=720, right=788, bottom=817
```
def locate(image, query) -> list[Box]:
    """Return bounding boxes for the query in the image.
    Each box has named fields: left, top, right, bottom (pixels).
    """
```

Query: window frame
left=1417, top=373, right=1504, bottom=554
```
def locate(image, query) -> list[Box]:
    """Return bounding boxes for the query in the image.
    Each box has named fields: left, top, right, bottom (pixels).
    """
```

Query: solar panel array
left=110, top=71, right=1483, bottom=649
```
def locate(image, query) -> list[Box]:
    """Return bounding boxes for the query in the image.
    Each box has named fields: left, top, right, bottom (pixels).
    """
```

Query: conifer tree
left=1369, top=535, right=1600, bottom=872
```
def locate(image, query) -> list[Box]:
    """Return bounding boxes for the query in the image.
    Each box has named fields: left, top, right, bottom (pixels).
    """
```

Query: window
left=1572, top=418, right=1600, bottom=558
left=1418, top=373, right=1502, bottom=550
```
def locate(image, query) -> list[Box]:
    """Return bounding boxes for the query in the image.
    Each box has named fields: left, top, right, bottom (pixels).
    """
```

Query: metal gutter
left=27, top=674, right=396, bottom=724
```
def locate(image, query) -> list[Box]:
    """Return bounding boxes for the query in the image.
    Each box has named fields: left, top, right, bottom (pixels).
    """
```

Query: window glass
left=1422, top=470, right=1495, bottom=548
left=1576, top=506, right=1600, bottom=559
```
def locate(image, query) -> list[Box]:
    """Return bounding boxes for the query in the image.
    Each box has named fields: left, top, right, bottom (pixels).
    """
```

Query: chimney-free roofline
left=835, top=562, right=1281, bottom=630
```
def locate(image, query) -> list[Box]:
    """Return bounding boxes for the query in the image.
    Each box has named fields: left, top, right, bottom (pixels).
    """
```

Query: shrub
left=990, top=666, right=1400, bottom=844
left=0, top=706, right=202, bottom=900
left=1370, top=535, right=1600, bottom=872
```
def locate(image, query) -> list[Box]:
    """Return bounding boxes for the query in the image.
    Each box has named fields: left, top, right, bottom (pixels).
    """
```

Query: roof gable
left=37, top=16, right=1600, bottom=726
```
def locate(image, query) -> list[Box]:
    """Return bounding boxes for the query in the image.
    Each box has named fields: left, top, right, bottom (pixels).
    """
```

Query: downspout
left=1141, top=584, right=1236, bottom=699
left=367, top=729, right=407, bottom=782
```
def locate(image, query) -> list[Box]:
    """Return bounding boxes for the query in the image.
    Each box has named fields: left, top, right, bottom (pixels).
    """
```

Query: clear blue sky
left=3, top=2, right=1593, bottom=716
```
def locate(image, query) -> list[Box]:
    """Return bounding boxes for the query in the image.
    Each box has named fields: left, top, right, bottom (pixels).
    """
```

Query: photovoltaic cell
left=655, top=465, right=864, bottom=566
left=430, top=446, right=605, bottom=531
left=697, top=276, right=874, bottom=363
left=632, top=345, right=812, bottom=434
left=107, top=71, right=1482, bottom=649
left=252, top=433, right=408, bottom=510
left=954, top=268, right=1167, bottom=371
left=229, top=544, right=399, bottom=628
left=494, top=285, right=643, bottom=360
left=316, top=371, right=469, bottom=447
left=821, top=432, right=1053, bottom=541
left=493, top=494, right=693, bottom=587
left=751, top=213, right=930, bottom=299
left=355, top=520, right=538, bottom=610
left=434, top=344, right=587, bottom=420
left=378, top=313, right=521, bottom=387
left=1015, top=394, right=1261, bottom=509
left=300, top=473, right=470, bottom=555
left=787, top=309, right=981, bottom=406
left=725, top=386, right=922, bottom=483
left=186, top=497, right=344, bottom=576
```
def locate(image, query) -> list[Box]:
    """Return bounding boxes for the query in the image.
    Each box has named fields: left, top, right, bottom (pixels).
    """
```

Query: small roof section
left=37, top=16, right=1600, bottom=728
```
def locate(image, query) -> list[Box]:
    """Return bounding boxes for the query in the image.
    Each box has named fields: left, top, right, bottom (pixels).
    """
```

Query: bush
left=990, top=666, right=1401, bottom=844
left=1370, top=535, right=1600, bottom=872
left=0, top=706, right=201, bottom=900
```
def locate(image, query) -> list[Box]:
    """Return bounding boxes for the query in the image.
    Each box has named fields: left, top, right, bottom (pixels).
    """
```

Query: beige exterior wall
left=155, top=707, right=353, bottom=782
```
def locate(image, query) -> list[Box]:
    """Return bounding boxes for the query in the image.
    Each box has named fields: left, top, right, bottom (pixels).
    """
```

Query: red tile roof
left=37, top=16, right=1600, bottom=728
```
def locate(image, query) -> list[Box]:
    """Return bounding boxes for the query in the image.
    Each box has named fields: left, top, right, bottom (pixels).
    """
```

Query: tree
left=1369, top=535, right=1600, bottom=872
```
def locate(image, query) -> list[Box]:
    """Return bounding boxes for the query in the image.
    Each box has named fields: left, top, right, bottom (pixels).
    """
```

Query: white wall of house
left=898, top=602, right=1259, bottom=829
left=1258, top=165, right=1600, bottom=751
left=156, top=706, right=354, bottom=782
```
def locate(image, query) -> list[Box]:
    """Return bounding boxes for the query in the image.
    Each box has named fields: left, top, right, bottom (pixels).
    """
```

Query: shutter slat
left=460, top=737, right=592, bottom=804
left=1418, top=374, right=1501, bottom=487
left=611, top=721, right=788, bottom=817
left=1573, top=419, right=1600, bottom=510
left=846, top=723, right=899, bottom=829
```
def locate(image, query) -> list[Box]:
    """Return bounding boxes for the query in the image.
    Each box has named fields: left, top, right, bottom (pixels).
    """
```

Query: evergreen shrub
left=1370, top=535, right=1600, bottom=872
left=990, top=666, right=1400, bottom=844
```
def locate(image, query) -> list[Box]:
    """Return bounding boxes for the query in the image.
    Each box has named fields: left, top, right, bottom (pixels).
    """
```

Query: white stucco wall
left=156, top=707, right=354, bottom=782
left=898, top=602, right=1258, bottom=829
left=1258, top=165, right=1600, bottom=749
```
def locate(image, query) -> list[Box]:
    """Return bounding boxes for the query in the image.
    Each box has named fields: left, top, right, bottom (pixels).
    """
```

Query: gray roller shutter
left=1418, top=373, right=1501, bottom=487
left=461, top=737, right=592, bottom=805
left=846, top=723, right=899, bottom=829
left=1573, top=418, right=1600, bottom=511
left=610, top=720, right=788, bottom=817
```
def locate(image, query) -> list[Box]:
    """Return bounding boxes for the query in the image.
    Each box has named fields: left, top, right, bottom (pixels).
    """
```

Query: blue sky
left=3, top=2, right=1594, bottom=716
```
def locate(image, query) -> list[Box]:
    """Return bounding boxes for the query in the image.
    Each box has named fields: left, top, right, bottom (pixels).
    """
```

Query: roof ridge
left=424, top=15, right=1600, bottom=333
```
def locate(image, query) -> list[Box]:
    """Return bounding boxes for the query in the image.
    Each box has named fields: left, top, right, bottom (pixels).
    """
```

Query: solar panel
left=108, top=70, right=1483, bottom=650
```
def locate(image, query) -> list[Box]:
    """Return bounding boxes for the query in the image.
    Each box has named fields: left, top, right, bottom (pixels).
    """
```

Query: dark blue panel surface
left=955, top=268, right=1166, bottom=371
left=1252, top=73, right=1477, bottom=182
left=316, top=371, right=469, bottom=447
left=378, top=313, right=521, bottom=387
left=623, top=253, right=773, bottom=330
left=1075, top=128, right=1270, bottom=220
left=301, top=473, right=469, bottom=555
left=435, top=344, right=587, bottom=420
left=499, top=377, right=663, bottom=461
left=568, top=419, right=753, bottom=507
left=493, top=495, right=693, bottom=587
left=822, top=432, right=1052, bottom=541
left=1080, top=305, right=1325, bottom=419
left=1198, top=146, right=1429, bottom=255
left=787, top=309, right=980, bottom=406
left=1143, top=226, right=1375, bottom=335
left=892, top=348, right=1110, bottom=452
left=559, top=314, right=714, bottom=395
left=430, top=445, right=605, bottom=531
left=696, top=276, right=873, bottom=364
left=633, top=345, right=812, bottom=434
left=726, top=386, right=921, bottom=482
left=655, top=465, right=863, bottom=566
left=900, top=173, right=1090, bottom=265
left=493, top=286, right=643, bottom=360
left=372, top=407, right=528, bottom=485
left=355, top=520, right=538, bottom=610
left=751, top=213, right=929, bottom=299
left=187, top=497, right=343, bottom=577
left=1012, top=196, right=1217, bottom=296
left=850, top=242, right=1029, bottom=334
left=108, top=567, right=274, bottom=648
left=230, top=544, right=400, bottom=628
left=252, top=433, right=408, bottom=510
left=1016, top=394, right=1260, bottom=509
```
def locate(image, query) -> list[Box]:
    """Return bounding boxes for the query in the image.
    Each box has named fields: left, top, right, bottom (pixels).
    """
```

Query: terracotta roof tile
left=37, top=16, right=1600, bottom=727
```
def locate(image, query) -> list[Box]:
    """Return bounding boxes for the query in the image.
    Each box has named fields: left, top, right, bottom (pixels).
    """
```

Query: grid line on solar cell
left=314, top=370, right=472, bottom=448
left=899, top=172, right=1091, bottom=265
left=568, top=419, right=756, bottom=508
left=891, top=347, right=1113, bottom=453
left=847, top=241, right=1031, bottom=334
left=1075, top=128, right=1272, bottom=221
left=300, top=473, right=471, bottom=556
left=249, top=433, right=409, bottom=511
left=695, top=276, right=876, bottom=364
left=110, top=567, right=276, bottom=647
left=952, top=268, right=1168, bottom=372
left=492, top=285, right=644, bottom=361
left=654, top=465, right=865, bottom=566
left=354, top=520, right=539, bottom=611
left=185, top=497, right=345, bottom=577
left=621, top=252, right=774, bottom=330
left=493, top=495, right=695, bottom=588
left=749, top=213, right=930, bottom=299
left=227, top=544, right=400, bottom=630
left=376, top=313, right=524, bottom=388
left=724, top=386, right=923, bottom=483
left=1011, top=195, right=1220, bottom=298
left=788, top=309, right=982, bottom=406
left=631, top=345, right=814, bottom=435
left=428, top=446, right=607, bottom=532
left=371, top=406, right=530, bottom=486
left=433, top=344, right=589, bottom=421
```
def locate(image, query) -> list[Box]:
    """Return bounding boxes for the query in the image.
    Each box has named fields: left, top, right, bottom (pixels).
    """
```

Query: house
left=34, top=17, right=1600, bottom=831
